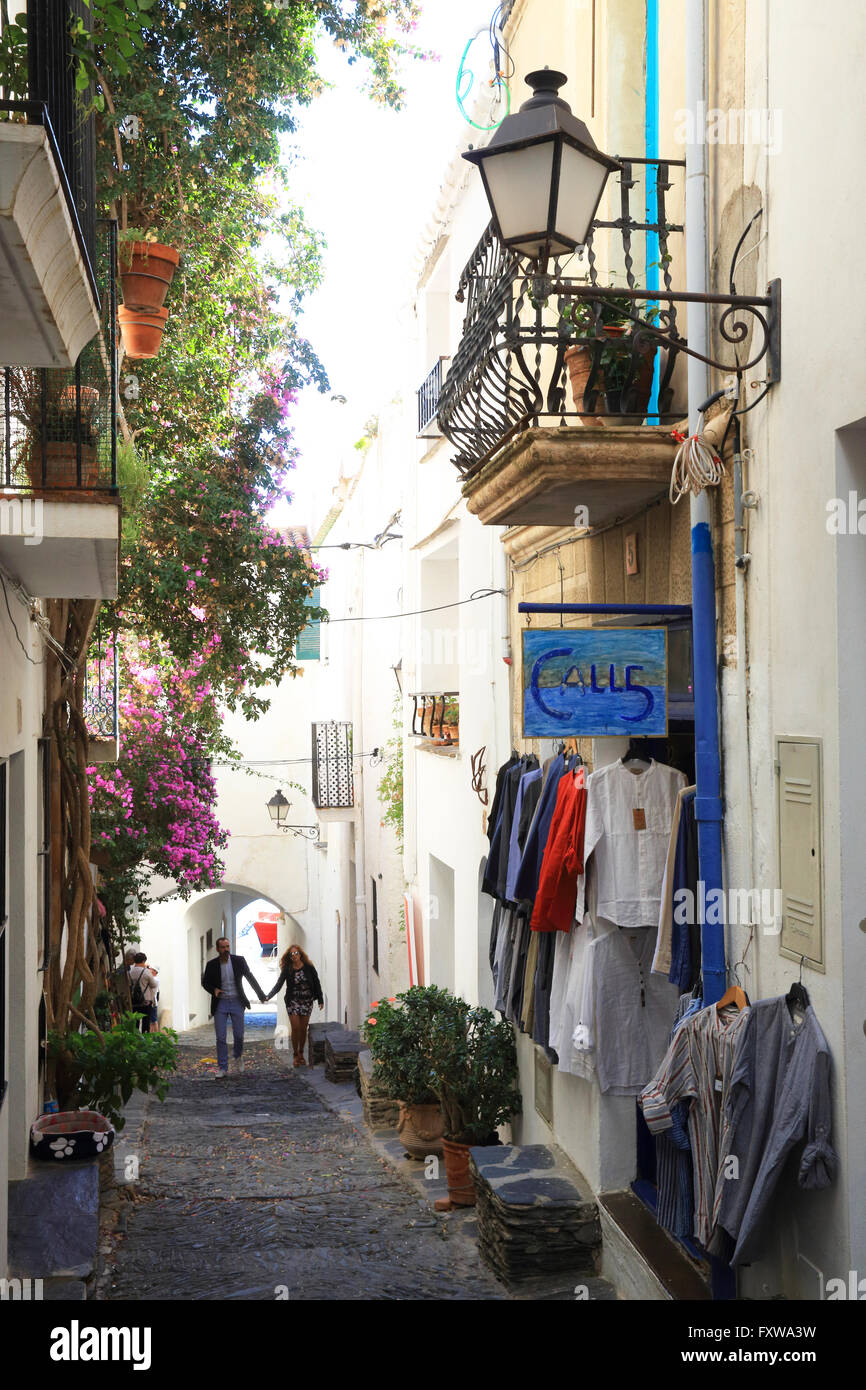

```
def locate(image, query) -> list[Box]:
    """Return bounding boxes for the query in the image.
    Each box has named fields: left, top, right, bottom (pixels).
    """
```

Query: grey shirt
left=219, top=958, right=239, bottom=1002
left=715, top=998, right=838, bottom=1265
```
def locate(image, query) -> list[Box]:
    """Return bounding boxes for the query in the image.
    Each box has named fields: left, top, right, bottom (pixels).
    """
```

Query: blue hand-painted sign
left=522, top=627, right=668, bottom=737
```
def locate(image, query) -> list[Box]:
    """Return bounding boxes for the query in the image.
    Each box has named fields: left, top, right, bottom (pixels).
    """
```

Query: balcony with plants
left=437, top=69, right=780, bottom=533
left=0, top=1, right=102, bottom=367
left=410, top=692, right=459, bottom=753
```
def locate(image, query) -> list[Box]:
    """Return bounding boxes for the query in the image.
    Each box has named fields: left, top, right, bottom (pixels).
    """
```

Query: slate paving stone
left=101, top=1042, right=505, bottom=1301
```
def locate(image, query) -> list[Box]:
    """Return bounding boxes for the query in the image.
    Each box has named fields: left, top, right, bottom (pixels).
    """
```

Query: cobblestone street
left=101, top=1035, right=505, bottom=1301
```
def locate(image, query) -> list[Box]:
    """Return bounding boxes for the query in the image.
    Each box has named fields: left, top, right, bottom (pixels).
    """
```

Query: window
left=206, top=928, right=213, bottom=950
left=370, top=877, right=379, bottom=976
left=311, top=721, right=354, bottom=809
left=296, top=586, right=322, bottom=661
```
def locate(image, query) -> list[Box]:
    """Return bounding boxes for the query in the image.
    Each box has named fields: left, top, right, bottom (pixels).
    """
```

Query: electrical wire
left=321, top=587, right=508, bottom=624
left=456, top=5, right=512, bottom=131
left=669, top=418, right=726, bottom=503
left=0, top=569, right=43, bottom=666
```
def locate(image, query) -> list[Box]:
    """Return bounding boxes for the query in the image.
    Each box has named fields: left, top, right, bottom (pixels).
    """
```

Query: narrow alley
left=99, top=1034, right=504, bottom=1302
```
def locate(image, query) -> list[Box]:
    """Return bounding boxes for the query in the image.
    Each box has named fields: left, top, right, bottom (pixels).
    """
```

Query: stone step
left=599, top=1189, right=711, bottom=1301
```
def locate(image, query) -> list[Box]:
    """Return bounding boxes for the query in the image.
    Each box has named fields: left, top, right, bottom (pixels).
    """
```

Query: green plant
left=367, top=986, right=521, bottom=1143
left=48, top=1013, right=178, bottom=1130
left=361, top=993, right=438, bottom=1106
left=377, top=693, right=404, bottom=852
left=442, top=697, right=459, bottom=727
left=116, top=436, right=151, bottom=545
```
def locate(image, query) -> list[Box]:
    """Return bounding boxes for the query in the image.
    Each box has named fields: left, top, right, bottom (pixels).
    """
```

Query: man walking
left=201, top=936, right=267, bottom=1077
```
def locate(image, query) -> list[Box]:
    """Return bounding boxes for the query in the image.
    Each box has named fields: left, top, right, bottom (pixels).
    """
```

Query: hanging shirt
left=506, top=767, right=543, bottom=902
left=531, top=768, right=587, bottom=932
left=640, top=1002, right=752, bottom=1247
left=579, top=759, right=687, bottom=928
left=513, top=753, right=569, bottom=902
left=651, top=783, right=694, bottom=976
left=575, top=923, right=680, bottom=1095
left=715, top=998, right=838, bottom=1266
left=550, top=917, right=596, bottom=1082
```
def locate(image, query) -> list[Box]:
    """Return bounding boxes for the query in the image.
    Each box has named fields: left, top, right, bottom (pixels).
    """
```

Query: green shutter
left=296, top=587, right=321, bottom=661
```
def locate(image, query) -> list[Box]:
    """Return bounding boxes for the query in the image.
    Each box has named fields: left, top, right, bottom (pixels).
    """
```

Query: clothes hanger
left=715, top=976, right=749, bottom=1013
left=785, top=955, right=810, bottom=1016
left=621, top=737, right=651, bottom=766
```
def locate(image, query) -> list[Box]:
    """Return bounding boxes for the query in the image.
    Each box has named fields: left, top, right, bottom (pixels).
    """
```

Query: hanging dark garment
left=513, top=752, right=570, bottom=902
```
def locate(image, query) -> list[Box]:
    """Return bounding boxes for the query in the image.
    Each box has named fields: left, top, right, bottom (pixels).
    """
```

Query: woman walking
left=266, top=944, right=323, bottom=1066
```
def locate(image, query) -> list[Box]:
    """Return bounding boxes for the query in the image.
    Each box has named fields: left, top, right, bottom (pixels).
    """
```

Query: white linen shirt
left=577, top=759, right=687, bottom=928
left=574, top=921, right=680, bottom=1095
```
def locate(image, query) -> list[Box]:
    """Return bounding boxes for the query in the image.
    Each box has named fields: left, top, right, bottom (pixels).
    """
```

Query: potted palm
left=563, top=293, right=657, bottom=423
left=423, top=989, right=521, bottom=1207
left=362, top=993, right=446, bottom=1159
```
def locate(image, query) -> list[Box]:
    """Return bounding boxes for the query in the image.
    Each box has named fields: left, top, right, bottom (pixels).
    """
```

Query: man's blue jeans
left=214, top=998, right=245, bottom=1071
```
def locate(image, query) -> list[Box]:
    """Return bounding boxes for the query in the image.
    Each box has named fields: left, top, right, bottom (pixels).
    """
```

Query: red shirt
left=531, top=769, right=587, bottom=932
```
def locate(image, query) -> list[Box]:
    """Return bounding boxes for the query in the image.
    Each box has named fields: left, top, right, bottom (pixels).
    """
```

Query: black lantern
left=267, top=789, right=290, bottom=829
left=462, top=68, right=621, bottom=268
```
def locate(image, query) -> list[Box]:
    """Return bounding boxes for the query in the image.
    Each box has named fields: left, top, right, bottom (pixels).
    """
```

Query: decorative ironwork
left=276, top=823, right=321, bottom=841
left=417, top=357, right=449, bottom=436
left=470, top=746, right=489, bottom=806
left=83, top=620, right=118, bottom=741
left=410, top=692, right=459, bottom=745
left=438, top=158, right=780, bottom=479
left=311, top=721, right=354, bottom=809
left=1, top=220, right=117, bottom=490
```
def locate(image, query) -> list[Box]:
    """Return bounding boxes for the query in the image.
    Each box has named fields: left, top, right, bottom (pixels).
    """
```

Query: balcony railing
left=83, top=622, right=119, bottom=744
left=438, top=158, right=688, bottom=478
left=417, top=357, right=449, bottom=437
left=1, top=219, right=117, bottom=492
left=410, top=692, right=459, bottom=746
left=311, top=721, right=354, bottom=809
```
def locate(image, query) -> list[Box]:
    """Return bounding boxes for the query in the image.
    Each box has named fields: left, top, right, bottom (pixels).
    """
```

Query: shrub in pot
left=362, top=993, right=445, bottom=1158
left=562, top=292, right=657, bottom=423
left=419, top=988, right=521, bottom=1206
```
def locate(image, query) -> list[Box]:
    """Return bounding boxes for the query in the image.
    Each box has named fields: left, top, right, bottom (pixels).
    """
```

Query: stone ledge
left=462, top=425, right=678, bottom=529
left=8, top=1159, right=100, bottom=1281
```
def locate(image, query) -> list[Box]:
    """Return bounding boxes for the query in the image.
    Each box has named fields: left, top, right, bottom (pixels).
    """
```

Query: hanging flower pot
left=119, top=304, right=169, bottom=359
left=119, top=241, right=180, bottom=311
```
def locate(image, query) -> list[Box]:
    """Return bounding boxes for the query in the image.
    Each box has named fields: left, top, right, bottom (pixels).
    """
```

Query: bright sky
left=269, top=0, right=499, bottom=535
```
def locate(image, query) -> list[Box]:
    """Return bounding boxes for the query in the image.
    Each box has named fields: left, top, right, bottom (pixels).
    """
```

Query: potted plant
left=362, top=992, right=446, bottom=1159
left=562, top=292, right=657, bottom=423
left=422, top=989, right=521, bottom=1207
left=118, top=227, right=181, bottom=312
left=9, top=371, right=102, bottom=488
left=435, top=696, right=459, bottom=745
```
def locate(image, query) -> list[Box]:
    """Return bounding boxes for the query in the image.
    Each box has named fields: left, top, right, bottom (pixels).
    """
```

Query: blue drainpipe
left=645, top=0, right=661, bottom=420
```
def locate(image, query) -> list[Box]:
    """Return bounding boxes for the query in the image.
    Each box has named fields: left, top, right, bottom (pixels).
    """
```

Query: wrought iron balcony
left=1, top=220, right=117, bottom=493
left=83, top=620, right=119, bottom=763
left=312, top=721, right=354, bottom=811
left=0, top=1, right=101, bottom=366
left=417, top=357, right=449, bottom=438
left=410, top=692, right=459, bottom=747
left=437, top=159, right=688, bottom=479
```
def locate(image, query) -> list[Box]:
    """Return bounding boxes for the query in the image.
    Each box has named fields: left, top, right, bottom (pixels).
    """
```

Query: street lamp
left=462, top=67, right=621, bottom=268
left=266, top=790, right=320, bottom=841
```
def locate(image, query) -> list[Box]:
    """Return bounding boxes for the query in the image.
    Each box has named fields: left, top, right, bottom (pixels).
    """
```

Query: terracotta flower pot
left=565, top=325, right=655, bottom=425
left=119, top=241, right=180, bottom=311
left=119, top=304, right=169, bottom=359
left=396, top=1101, right=445, bottom=1159
left=25, top=441, right=99, bottom=489
left=441, top=1136, right=477, bottom=1207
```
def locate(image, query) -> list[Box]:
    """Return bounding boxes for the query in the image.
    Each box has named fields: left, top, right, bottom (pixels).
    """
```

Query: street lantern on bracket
left=266, top=789, right=320, bottom=841
left=462, top=67, right=621, bottom=269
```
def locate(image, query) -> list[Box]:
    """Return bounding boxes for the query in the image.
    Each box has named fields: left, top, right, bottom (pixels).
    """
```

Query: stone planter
left=396, top=1101, right=445, bottom=1159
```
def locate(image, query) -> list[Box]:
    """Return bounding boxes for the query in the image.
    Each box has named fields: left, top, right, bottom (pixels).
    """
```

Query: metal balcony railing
left=417, top=357, right=449, bottom=437
left=311, top=721, right=354, bottom=809
left=0, top=1, right=100, bottom=306
left=410, top=693, right=459, bottom=745
left=1, top=219, right=117, bottom=492
left=437, top=159, right=688, bottom=478
left=83, top=622, right=119, bottom=742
